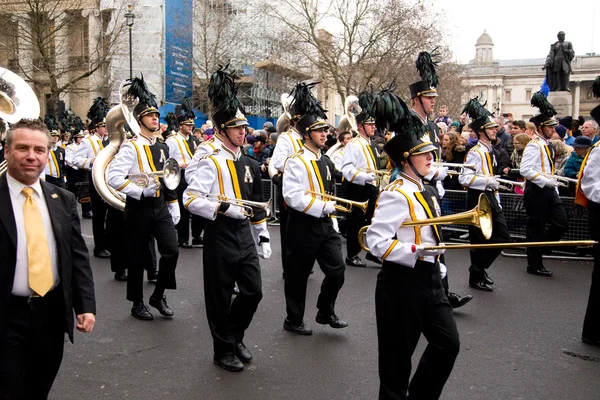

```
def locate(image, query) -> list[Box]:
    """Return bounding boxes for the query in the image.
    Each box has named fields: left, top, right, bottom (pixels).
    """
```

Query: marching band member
left=166, top=97, right=196, bottom=248
left=409, top=50, right=471, bottom=308
left=282, top=82, right=348, bottom=336
left=520, top=92, right=568, bottom=277
left=459, top=98, right=510, bottom=291
left=73, top=98, right=111, bottom=258
left=576, top=76, right=600, bottom=346
left=340, top=90, right=381, bottom=267
left=44, top=127, right=66, bottom=189
left=184, top=66, right=270, bottom=372
left=65, top=132, right=92, bottom=219
left=366, top=89, right=459, bottom=400
left=330, top=131, right=352, bottom=173
left=106, top=77, right=180, bottom=320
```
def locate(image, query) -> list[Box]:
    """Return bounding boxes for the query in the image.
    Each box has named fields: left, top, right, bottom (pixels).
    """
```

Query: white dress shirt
left=7, top=174, right=59, bottom=296
left=366, top=173, right=439, bottom=267
left=580, top=142, right=600, bottom=203
left=270, top=128, right=304, bottom=174
left=73, top=134, right=104, bottom=170
left=341, top=135, right=378, bottom=186
left=185, top=133, right=224, bottom=187
left=520, top=133, right=555, bottom=188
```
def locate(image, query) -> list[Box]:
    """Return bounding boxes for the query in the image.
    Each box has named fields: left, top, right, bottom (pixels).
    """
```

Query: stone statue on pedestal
left=543, top=31, right=575, bottom=92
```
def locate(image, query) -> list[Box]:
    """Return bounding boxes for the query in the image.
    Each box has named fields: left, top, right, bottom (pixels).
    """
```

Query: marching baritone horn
left=358, top=194, right=493, bottom=252
left=128, top=158, right=181, bottom=190
left=305, top=190, right=369, bottom=214
left=187, top=191, right=272, bottom=218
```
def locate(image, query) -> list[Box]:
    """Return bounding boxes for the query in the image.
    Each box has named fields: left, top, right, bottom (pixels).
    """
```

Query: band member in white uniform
left=520, top=92, right=568, bottom=277
left=366, top=89, right=459, bottom=400
left=184, top=66, right=270, bottom=372
left=576, top=76, right=600, bottom=347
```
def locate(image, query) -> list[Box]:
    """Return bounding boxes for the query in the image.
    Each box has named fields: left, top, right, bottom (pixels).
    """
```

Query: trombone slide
left=417, top=240, right=596, bottom=251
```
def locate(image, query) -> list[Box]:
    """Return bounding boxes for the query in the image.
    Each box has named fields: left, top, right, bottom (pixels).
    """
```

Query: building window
left=526, top=90, right=532, bottom=102
left=504, top=90, right=511, bottom=102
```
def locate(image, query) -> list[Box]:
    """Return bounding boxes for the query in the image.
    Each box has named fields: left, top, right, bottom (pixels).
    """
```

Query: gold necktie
left=22, top=188, right=53, bottom=296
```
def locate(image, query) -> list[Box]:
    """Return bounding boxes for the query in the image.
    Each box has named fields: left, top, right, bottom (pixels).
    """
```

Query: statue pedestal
left=547, top=91, right=572, bottom=118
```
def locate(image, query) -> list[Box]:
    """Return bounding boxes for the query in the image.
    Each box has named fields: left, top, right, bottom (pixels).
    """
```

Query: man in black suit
left=0, top=119, right=96, bottom=399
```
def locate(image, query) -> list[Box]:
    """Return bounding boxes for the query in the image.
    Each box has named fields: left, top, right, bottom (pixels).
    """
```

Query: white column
left=54, top=13, right=70, bottom=109
left=487, top=85, right=494, bottom=111
left=497, top=84, right=503, bottom=114
left=573, top=81, right=581, bottom=117
left=86, top=9, right=104, bottom=102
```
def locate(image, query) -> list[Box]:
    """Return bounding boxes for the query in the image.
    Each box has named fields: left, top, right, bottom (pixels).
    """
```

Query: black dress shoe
left=94, top=249, right=111, bottom=259
left=365, top=252, right=383, bottom=265
left=192, top=237, right=204, bottom=247
left=316, top=312, right=348, bottom=328
left=149, top=295, right=174, bottom=317
left=213, top=354, right=244, bottom=372
left=234, top=342, right=252, bottom=363
left=178, top=242, right=193, bottom=249
left=483, top=271, right=494, bottom=285
left=131, top=303, right=153, bottom=320
left=114, top=270, right=128, bottom=281
left=283, top=318, right=313, bottom=335
left=582, top=336, right=600, bottom=347
left=527, top=266, right=553, bottom=277
left=345, top=255, right=366, bottom=267
left=447, top=292, right=473, bottom=309
left=469, top=280, right=493, bottom=292
left=147, top=270, right=158, bottom=283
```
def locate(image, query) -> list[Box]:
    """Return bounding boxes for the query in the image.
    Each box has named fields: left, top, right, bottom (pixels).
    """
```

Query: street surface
left=52, top=219, right=600, bottom=399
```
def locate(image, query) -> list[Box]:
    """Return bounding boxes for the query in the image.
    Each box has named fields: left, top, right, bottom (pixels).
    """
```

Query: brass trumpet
left=189, top=191, right=272, bottom=218
left=433, top=162, right=477, bottom=175
left=128, top=158, right=181, bottom=190
left=476, top=175, right=526, bottom=191
left=358, top=194, right=493, bottom=252
left=357, top=168, right=391, bottom=185
left=542, top=173, right=578, bottom=188
left=305, top=190, right=368, bottom=213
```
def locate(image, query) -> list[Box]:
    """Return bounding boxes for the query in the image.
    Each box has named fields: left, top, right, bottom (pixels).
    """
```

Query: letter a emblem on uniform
left=160, top=149, right=166, bottom=163
left=431, top=196, right=441, bottom=217
left=244, top=165, right=253, bottom=183
left=326, top=165, right=331, bottom=181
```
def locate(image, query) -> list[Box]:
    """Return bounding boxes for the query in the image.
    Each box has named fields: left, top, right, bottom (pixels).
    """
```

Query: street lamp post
left=124, top=4, right=135, bottom=80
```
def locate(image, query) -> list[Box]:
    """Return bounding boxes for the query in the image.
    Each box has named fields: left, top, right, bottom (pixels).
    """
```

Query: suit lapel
left=0, top=175, right=17, bottom=249
left=41, top=181, right=64, bottom=253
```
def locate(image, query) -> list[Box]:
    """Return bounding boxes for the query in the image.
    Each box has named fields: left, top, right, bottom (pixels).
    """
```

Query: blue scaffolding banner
left=164, top=0, right=193, bottom=103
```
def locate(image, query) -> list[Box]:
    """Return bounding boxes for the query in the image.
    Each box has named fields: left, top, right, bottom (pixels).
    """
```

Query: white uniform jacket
left=580, top=141, right=600, bottom=203
left=520, top=133, right=556, bottom=188
left=185, top=133, right=224, bottom=187
left=106, top=134, right=178, bottom=203
left=282, top=146, right=336, bottom=219
left=166, top=132, right=194, bottom=167
left=340, top=135, right=379, bottom=186
left=366, top=173, right=440, bottom=267
left=270, top=128, right=304, bottom=175
left=183, top=146, right=269, bottom=241
left=65, top=142, right=79, bottom=169
left=73, top=134, right=104, bottom=170
left=459, top=141, right=501, bottom=203
left=44, top=146, right=63, bottom=179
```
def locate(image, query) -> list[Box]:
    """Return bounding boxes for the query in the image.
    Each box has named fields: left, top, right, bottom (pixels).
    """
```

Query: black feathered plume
left=461, top=97, right=493, bottom=121
left=181, top=97, right=195, bottom=119
left=44, top=114, right=58, bottom=131
left=87, top=97, right=110, bottom=122
left=124, top=75, right=158, bottom=109
left=592, top=76, right=600, bottom=99
left=165, top=112, right=178, bottom=132
left=530, top=91, right=557, bottom=117
left=73, top=116, right=85, bottom=133
left=373, top=87, right=424, bottom=137
left=356, top=87, right=375, bottom=121
left=208, top=64, right=245, bottom=114
left=416, top=49, right=440, bottom=88
left=289, top=82, right=327, bottom=120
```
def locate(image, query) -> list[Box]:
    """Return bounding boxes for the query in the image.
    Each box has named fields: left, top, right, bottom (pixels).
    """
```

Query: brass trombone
left=188, top=191, right=272, bottom=218
left=306, top=190, right=368, bottom=213
left=432, top=162, right=477, bottom=175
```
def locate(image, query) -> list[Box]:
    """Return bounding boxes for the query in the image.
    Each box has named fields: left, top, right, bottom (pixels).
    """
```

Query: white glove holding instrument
left=142, top=179, right=159, bottom=198
left=322, top=201, right=336, bottom=216
left=223, top=203, right=247, bottom=220
left=168, top=202, right=180, bottom=225
left=486, top=176, right=500, bottom=190
left=545, top=179, right=559, bottom=189
left=435, top=167, right=448, bottom=181
left=258, top=242, right=272, bottom=259
left=412, top=243, right=446, bottom=258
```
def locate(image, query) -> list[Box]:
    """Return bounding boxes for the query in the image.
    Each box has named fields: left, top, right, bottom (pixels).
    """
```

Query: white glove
left=545, top=179, right=559, bottom=189
left=322, top=201, right=336, bottom=216
left=435, top=167, right=448, bottom=181
left=142, top=180, right=159, bottom=198
left=365, top=173, right=377, bottom=184
left=168, top=202, right=180, bottom=225
left=413, top=243, right=446, bottom=258
left=486, top=176, right=500, bottom=190
left=224, top=204, right=247, bottom=219
left=331, top=217, right=340, bottom=233
left=439, top=262, right=447, bottom=279
left=258, top=242, right=272, bottom=259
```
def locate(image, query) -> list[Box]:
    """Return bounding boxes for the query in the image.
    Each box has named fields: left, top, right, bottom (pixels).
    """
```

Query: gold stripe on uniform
left=382, top=240, right=399, bottom=260
left=226, top=159, right=242, bottom=199
left=175, top=138, right=188, bottom=164
left=50, top=151, right=60, bottom=177
left=209, top=156, right=224, bottom=195
left=414, top=192, right=441, bottom=242
left=130, top=142, right=145, bottom=172
left=393, top=188, right=421, bottom=245
left=311, top=160, right=326, bottom=193
left=116, top=180, right=131, bottom=191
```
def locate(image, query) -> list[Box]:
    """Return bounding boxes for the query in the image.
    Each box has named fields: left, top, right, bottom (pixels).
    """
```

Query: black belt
left=10, top=289, right=60, bottom=309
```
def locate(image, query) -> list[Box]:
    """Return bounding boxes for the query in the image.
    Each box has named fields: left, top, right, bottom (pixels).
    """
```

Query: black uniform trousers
left=89, top=171, right=109, bottom=253
left=106, top=208, right=128, bottom=274
left=583, top=201, right=600, bottom=341
left=191, top=215, right=205, bottom=240
left=524, top=183, right=568, bottom=269
left=276, top=181, right=290, bottom=274
left=124, top=196, right=178, bottom=303
left=67, top=168, right=91, bottom=216
left=175, top=174, right=190, bottom=244
left=344, top=181, right=379, bottom=258
left=284, top=209, right=346, bottom=324
left=376, top=260, right=460, bottom=400
left=203, top=215, right=262, bottom=357
left=0, top=289, right=65, bottom=400
left=44, top=175, right=66, bottom=190
left=466, top=189, right=510, bottom=281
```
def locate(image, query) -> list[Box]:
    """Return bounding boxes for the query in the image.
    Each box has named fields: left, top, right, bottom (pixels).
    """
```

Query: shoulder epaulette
left=288, top=148, right=304, bottom=159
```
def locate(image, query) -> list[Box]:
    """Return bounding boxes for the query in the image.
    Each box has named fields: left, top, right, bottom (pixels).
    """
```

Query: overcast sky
left=435, top=0, right=599, bottom=63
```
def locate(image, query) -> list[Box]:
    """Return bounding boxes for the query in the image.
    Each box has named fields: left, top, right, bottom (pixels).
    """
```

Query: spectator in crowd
left=571, top=116, right=586, bottom=138
left=441, top=132, right=466, bottom=190
left=563, top=136, right=592, bottom=179
left=581, top=119, right=599, bottom=144
left=465, top=125, right=478, bottom=149
left=493, top=137, right=510, bottom=175
left=437, top=122, right=448, bottom=136
left=511, top=120, right=526, bottom=136
left=551, top=138, right=573, bottom=175
left=448, top=121, right=460, bottom=132
left=558, top=116, right=575, bottom=145
left=552, top=125, right=574, bottom=156
left=253, top=135, right=271, bottom=176
left=460, top=132, right=470, bottom=147
left=193, top=128, right=205, bottom=143
left=525, top=122, right=537, bottom=139
left=494, top=117, right=511, bottom=153
left=203, top=127, right=214, bottom=140
left=457, top=112, right=468, bottom=133
left=508, top=133, right=531, bottom=170
left=244, top=134, right=256, bottom=156
left=434, top=105, right=453, bottom=127
left=263, top=121, right=274, bottom=131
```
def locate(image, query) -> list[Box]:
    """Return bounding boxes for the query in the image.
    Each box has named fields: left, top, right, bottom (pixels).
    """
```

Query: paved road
left=51, top=219, right=600, bottom=399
